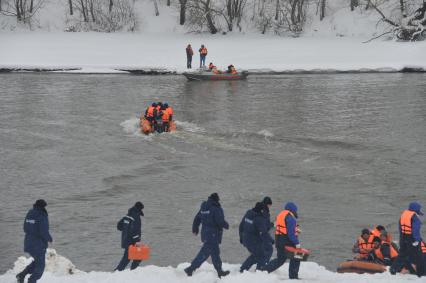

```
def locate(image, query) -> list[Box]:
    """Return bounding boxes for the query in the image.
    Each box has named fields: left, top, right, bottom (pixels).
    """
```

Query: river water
left=0, top=73, right=425, bottom=273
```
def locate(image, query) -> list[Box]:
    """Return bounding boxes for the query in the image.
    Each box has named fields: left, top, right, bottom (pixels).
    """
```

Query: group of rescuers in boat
left=208, top=63, right=237, bottom=75
left=142, top=102, right=174, bottom=133
left=16, top=197, right=425, bottom=283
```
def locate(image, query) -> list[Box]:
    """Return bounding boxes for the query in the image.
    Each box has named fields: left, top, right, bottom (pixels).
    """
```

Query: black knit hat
left=263, top=196, right=272, bottom=206
left=135, top=201, right=144, bottom=216
left=34, top=199, right=47, bottom=208
left=209, top=193, right=220, bottom=202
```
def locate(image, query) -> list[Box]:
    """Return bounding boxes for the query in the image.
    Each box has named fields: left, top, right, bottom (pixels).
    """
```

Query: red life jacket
left=200, top=47, right=208, bottom=55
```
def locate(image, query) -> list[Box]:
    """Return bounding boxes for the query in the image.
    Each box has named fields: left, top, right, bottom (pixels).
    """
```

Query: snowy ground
left=1, top=32, right=425, bottom=74
left=0, top=249, right=423, bottom=283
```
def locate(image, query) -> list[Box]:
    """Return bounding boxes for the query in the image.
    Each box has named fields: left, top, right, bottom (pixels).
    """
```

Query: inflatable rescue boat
left=183, top=71, right=248, bottom=81
left=337, top=260, right=386, bottom=274
left=140, top=117, right=176, bottom=135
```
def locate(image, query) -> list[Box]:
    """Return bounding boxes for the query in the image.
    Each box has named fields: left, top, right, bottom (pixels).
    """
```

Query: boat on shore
left=183, top=70, right=248, bottom=81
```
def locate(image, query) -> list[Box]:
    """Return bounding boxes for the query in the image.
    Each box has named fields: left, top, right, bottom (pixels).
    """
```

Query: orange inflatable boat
left=337, top=260, right=386, bottom=274
left=140, top=117, right=176, bottom=135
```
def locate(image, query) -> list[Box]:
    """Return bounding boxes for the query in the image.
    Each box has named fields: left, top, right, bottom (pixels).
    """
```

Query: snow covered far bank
left=0, top=249, right=424, bottom=283
left=1, top=32, right=425, bottom=74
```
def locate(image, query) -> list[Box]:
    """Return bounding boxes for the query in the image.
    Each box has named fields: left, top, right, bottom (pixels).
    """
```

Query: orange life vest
left=421, top=242, right=426, bottom=254
left=165, top=107, right=174, bottom=116
left=146, top=106, right=155, bottom=118
left=374, top=242, right=398, bottom=260
left=357, top=235, right=375, bottom=256
left=161, top=110, right=170, bottom=122
left=275, top=210, right=296, bottom=235
left=400, top=210, right=416, bottom=235
left=200, top=47, right=208, bottom=55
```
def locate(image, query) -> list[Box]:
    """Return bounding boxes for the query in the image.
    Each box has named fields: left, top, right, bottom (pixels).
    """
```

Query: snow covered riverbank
left=1, top=32, right=425, bottom=74
left=0, top=250, right=424, bottom=283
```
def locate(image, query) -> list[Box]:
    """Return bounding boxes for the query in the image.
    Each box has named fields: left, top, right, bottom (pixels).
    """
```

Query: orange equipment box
left=128, top=244, right=150, bottom=260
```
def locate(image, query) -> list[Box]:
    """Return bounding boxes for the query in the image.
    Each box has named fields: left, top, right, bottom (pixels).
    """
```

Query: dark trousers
left=19, top=249, right=46, bottom=283
left=265, top=237, right=300, bottom=279
left=163, top=121, right=170, bottom=132
left=115, top=246, right=141, bottom=271
left=189, top=242, right=222, bottom=272
left=187, top=55, right=192, bottom=69
left=264, top=242, right=274, bottom=262
left=391, top=236, right=424, bottom=276
left=240, top=243, right=267, bottom=272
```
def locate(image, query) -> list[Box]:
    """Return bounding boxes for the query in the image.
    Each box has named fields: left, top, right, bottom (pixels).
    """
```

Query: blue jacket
left=24, top=207, right=52, bottom=253
left=239, top=209, right=272, bottom=249
left=120, top=206, right=142, bottom=249
left=192, top=198, right=229, bottom=244
left=262, top=207, right=274, bottom=232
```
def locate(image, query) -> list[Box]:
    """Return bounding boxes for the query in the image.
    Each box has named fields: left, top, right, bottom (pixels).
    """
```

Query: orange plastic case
left=128, top=244, right=150, bottom=260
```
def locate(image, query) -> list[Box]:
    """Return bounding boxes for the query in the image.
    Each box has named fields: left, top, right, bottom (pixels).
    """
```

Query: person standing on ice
left=239, top=202, right=271, bottom=272
left=186, top=44, right=193, bottom=69
left=391, top=202, right=424, bottom=277
left=265, top=202, right=301, bottom=279
left=16, top=199, right=53, bottom=283
left=115, top=202, right=144, bottom=271
left=199, top=44, right=208, bottom=68
left=184, top=193, right=230, bottom=278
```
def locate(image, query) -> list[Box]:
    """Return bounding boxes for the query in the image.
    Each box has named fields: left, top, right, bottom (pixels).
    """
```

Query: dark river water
left=0, top=73, right=425, bottom=273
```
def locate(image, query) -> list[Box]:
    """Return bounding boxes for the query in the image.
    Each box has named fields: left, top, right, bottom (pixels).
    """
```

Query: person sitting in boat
left=370, top=236, right=399, bottom=266
left=144, top=102, right=158, bottom=124
left=212, top=66, right=222, bottom=75
left=160, top=103, right=173, bottom=132
left=352, top=228, right=378, bottom=260
left=227, top=64, right=237, bottom=74
left=208, top=62, right=216, bottom=71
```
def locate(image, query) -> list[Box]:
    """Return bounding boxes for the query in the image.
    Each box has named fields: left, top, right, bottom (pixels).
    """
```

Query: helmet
left=152, top=102, right=157, bottom=107
left=163, top=103, right=168, bottom=108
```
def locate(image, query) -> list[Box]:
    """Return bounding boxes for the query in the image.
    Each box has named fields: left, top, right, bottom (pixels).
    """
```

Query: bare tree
left=222, top=0, right=246, bottom=31
left=0, top=0, right=44, bottom=24
left=399, top=0, right=405, bottom=15
left=179, top=0, right=187, bottom=24
left=350, top=0, right=358, bottom=11
left=109, top=0, right=113, bottom=12
left=167, top=0, right=170, bottom=6
left=319, top=0, right=326, bottom=20
left=153, top=0, right=159, bottom=16
left=68, top=0, right=73, bottom=15
left=186, top=0, right=218, bottom=33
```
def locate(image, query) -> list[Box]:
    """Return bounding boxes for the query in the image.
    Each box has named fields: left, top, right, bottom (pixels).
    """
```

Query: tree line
left=0, top=0, right=425, bottom=40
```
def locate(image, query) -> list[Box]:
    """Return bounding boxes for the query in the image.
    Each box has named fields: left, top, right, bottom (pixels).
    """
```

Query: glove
left=295, top=244, right=301, bottom=249
left=413, top=241, right=419, bottom=247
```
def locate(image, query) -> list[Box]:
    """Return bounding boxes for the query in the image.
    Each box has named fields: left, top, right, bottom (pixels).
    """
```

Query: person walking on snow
left=262, top=196, right=275, bottom=262
left=239, top=202, right=272, bottom=272
left=16, top=199, right=53, bottom=283
left=184, top=193, right=230, bottom=278
left=391, top=202, right=424, bottom=277
left=199, top=44, right=208, bottom=68
left=186, top=44, right=193, bottom=69
left=265, top=202, right=301, bottom=279
left=115, top=202, right=144, bottom=271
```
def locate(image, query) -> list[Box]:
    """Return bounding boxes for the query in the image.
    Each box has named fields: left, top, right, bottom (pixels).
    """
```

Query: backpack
left=117, top=215, right=134, bottom=231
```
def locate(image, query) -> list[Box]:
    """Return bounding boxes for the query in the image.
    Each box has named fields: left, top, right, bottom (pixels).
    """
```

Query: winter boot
left=16, top=272, right=26, bottom=283
left=184, top=266, right=194, bottom=277
left=217, top=269, right=230, bottom=278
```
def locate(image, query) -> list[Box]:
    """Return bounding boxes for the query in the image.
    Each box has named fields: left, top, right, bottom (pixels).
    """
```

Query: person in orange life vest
left=160, top=103, right=172, bottom=132
left=391, top=202, right=424, bottom=277
left=153, top=102, right=163, bottom=132
left=208, top=62, right=215, bottom=70
left=199, top=45, right=208, bottom=68
left=212, top=66, right=222, bottom=75
left=352, top=228, right=378, bottom=260
left=144, top=102, right=158, bottom=124
left=370, top=236, right=399, bottom=266
left=227, top=64, right=237, bottom=74
left=264, top=202, right=301, bottom=279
